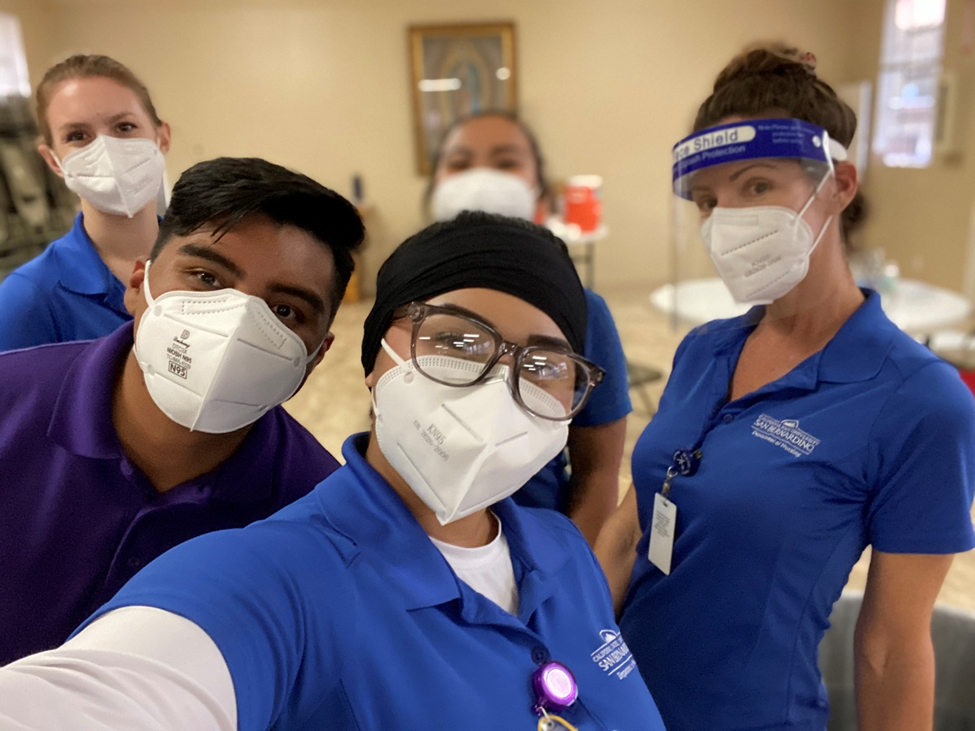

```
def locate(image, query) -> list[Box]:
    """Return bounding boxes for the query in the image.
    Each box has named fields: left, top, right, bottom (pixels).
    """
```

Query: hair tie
left=797, top=51, right=817, bottom=75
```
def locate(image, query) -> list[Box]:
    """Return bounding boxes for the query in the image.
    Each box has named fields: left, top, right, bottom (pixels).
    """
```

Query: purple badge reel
left=532, top=661, right=579, bottom=729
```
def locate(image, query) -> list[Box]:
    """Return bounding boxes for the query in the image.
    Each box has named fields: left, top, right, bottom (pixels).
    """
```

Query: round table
left=650, top=277, right=972, bottom=335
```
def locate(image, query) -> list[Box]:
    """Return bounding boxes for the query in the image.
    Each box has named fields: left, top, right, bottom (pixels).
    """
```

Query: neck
left=81, top=200, right=159, bottom=282
left=760, top=231, right=864, bottom=339
left=364, top=427, right=498, bottom=547
left=112, top=349, right=252, bottom=493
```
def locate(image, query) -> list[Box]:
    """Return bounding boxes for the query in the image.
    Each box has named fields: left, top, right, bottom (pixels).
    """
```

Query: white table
left=650, top=277, right=972, bottom=335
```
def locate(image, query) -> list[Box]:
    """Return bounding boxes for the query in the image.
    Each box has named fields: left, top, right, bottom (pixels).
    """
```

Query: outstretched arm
left=0, top=606, right=235, bottom=731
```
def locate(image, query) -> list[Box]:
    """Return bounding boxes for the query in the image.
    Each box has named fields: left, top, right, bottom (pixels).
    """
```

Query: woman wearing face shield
left=426, top=112, right=633, bottom=547
left=0, top=212, right=665, bottom=731
left=596, top=46, right=975, bottom=731
left=0, top=54, right=170, bottom=351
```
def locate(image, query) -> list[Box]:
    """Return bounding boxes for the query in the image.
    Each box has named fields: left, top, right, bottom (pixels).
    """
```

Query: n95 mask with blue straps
left=134, top=261, right=319, bottom=433
left=372, top=339, right=568, bottom=525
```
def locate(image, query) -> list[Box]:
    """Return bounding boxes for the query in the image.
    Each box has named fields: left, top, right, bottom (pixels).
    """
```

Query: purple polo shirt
left=0, top=322, right=339, bottom=665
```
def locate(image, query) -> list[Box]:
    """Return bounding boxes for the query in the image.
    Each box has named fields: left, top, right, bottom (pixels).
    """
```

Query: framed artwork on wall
left=408, top=22, right=517, bottom=175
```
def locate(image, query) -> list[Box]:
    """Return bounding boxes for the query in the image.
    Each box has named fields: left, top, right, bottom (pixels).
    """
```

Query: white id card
left=648, top=493, right=677, bottom=575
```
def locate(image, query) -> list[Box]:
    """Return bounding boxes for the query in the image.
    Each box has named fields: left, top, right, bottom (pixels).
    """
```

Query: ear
left=307, top=332, right=335, bottom=371
left=156, top=121, right=172, bottom=154
left=124, top=259, right=148, bottom=316
left=364, top=367, right=377, bottom=390
left=830, top=161, right=858, bottom=215
left=37, top=143, right=64, bottom=178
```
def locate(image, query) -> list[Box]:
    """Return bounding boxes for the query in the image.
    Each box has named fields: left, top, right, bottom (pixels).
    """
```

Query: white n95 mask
left=134, top=261, right=319, bottom=433
left=701, top=177, right=833, bottom=304
left=431, top=168, right=538, bottom=222
left=373, top=339, right=568, bottom=525
left=55, top=135, right=165, bottom=218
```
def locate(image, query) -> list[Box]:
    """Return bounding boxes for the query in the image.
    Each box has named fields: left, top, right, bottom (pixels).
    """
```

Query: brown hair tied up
left=36, top=54, right=162, bottom=146
left=695, top=42, right=866, bottom=243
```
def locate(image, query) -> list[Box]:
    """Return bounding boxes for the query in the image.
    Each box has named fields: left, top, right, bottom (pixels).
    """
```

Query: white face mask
left=701, top=175, right=833, bottom=304
left=373, top=339, right=568, bottom=525
left=431, top=168, right=538, bottom=222
left=134, top=261, right=320, bottom=433
left=55, top=135, right=166, bottom=218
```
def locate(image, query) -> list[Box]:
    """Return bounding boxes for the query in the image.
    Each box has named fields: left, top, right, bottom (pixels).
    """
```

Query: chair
left=820, top=591, right=975, bottom=730
left=626, top=359, right=663, bottom=416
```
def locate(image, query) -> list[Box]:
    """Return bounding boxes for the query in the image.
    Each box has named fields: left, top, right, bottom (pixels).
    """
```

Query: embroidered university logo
left=591, top=629, right=636, bottom=680
left=751, top=414, right=821, bottom=457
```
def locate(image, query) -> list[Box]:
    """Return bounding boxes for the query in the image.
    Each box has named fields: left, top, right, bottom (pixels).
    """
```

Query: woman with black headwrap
left=0, top=213, right=665, bottom=731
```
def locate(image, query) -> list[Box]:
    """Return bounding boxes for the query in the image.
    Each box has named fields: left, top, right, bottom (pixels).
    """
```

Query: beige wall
left=847, top=0, right=975, bottom=293
left=1, top=0, right=55, bottom=90
left=7, top=0, right=876, bottom=293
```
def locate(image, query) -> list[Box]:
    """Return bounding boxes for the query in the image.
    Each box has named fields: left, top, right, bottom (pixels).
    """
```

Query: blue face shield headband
left=672, top=118, right=848, bottom=200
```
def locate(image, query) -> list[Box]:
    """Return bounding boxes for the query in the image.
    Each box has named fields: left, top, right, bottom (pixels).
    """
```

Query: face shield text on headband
left=670, top=118, right=847, bottom=304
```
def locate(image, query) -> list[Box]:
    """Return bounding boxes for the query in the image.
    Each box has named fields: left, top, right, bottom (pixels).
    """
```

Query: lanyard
left=660, top=448, right=703, bottom=498
left=537, top=713, right=578, bottom=730
left=650, top=448, right=702, bottom=576
left=532, top=661, right=579, bottom=730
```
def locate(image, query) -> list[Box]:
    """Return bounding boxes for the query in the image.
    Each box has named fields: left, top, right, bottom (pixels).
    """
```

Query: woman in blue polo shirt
left=0, top=212, right=665, bottom=731
left=426, top=111, right=632, bottom=546
left=597, top=46, right=975, bottom=731
left=0, top=54, right=170, bottom=351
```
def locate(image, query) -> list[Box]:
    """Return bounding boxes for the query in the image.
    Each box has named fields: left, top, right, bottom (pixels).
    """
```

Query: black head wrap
left=362, top=211, right=587, bottom=374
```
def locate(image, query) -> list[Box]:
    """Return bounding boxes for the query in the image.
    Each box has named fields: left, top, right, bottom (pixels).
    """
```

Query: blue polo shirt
left=0, top=213, right=131, bottom=352
left=0, top=322, right=339, bottom=665
left=620, top=290, right=975, bottom=731
left=81, top=433, right=665, bottom=731
left=515, top=289, right=632, bottom=511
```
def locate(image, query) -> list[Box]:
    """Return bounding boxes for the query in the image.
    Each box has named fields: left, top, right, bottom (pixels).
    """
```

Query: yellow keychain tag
left=648, top=492, right=677, bottom=575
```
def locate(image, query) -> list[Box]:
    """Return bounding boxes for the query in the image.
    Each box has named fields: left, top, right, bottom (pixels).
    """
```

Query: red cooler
left=564, top=175, right=603, bottom=233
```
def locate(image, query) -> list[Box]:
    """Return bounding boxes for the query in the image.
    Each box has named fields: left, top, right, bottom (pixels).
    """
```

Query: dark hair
left=416, top=209, right=569, bottom=255
left=423, top=110, right=553, bottom=212
left=36, top=55, right=162, bottom=145
left=694, top=43, right=866, bottom=244
left=151, top=157, right=364, bottom=313
left=362, top=211, right=586, bottom=374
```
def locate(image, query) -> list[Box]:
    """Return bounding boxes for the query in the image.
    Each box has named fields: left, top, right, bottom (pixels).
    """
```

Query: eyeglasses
left=396, top=302, right=605, bottom=421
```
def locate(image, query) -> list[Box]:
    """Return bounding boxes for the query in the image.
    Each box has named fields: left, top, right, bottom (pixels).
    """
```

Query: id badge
left=648, top=493, right=677, bottom=575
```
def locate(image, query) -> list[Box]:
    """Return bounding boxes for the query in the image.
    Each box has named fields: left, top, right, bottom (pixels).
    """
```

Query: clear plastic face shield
left=666, top=118, right=848, bottom=323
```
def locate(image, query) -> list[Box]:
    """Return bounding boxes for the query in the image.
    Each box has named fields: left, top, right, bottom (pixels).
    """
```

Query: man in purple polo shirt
left=0, top=157, right=364, bottom=664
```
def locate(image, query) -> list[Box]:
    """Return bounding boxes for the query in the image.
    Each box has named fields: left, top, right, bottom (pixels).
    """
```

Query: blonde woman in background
left=0, top=54, right=170, bottom=351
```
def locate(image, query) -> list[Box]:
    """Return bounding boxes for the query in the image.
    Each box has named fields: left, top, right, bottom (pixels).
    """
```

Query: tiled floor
left=285, top=289, right=975, bottom=612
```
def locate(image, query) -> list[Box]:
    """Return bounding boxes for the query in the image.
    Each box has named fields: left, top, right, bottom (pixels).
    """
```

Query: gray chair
left=820, top=591, right=975, bottom=730
left=626, top=359, right=662, bottom=416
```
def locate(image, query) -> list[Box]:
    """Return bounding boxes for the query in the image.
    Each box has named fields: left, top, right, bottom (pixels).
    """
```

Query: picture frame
left=408, top=22, right=517, bottom=176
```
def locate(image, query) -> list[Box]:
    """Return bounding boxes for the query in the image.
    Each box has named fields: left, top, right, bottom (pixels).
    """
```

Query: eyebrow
left=690, top=162, right=780, bottom=195
left=527, top=334, right=573, bottom=351
left=728, top=162, right=778, bottom=181
left=439, top=302, right=491, bottom=323
left=488, top=144, right=529, bottom=157
left=437, top=304, right=572, bottom=351
left=175, top=243, right=245, bottom=278
left=267, top=282, right=327, bottom=317
left=443, top=144, right=528, bottom=159
left=58, top=112, right=140, bottom=135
